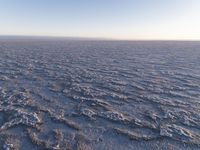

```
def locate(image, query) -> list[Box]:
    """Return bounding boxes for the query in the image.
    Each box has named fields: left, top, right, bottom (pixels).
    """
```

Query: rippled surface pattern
left=0, top=40, right=200, bottom=149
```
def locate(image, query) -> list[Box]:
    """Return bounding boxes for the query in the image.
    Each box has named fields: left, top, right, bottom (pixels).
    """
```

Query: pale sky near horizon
left=0, top=0, right=200, bottom=40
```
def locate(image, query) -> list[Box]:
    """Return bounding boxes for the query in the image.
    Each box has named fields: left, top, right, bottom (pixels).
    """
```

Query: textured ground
left=0, top=39, right=200, bottom=149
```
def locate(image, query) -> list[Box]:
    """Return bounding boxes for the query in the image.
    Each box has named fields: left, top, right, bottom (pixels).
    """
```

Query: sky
left=0, top=0, right=200, bottom=40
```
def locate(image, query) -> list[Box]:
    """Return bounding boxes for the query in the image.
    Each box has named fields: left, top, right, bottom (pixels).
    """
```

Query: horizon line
left=0, top=34, right=200, bottom=42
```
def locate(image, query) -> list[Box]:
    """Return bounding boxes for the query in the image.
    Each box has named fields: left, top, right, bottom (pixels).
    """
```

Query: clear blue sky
left=0, top=0, right=200, bottom=40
